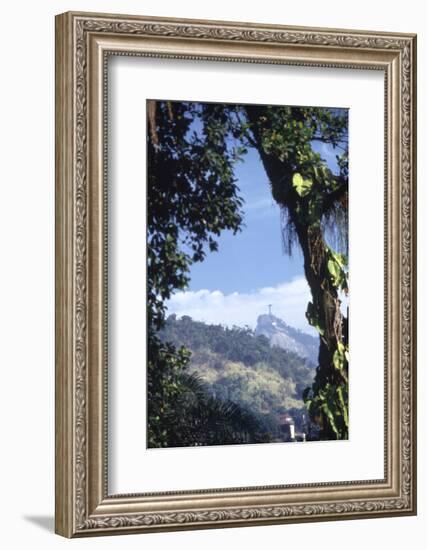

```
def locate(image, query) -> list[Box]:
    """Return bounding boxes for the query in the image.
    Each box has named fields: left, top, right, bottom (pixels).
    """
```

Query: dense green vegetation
left=159, top=315, right=316, bottom=441
left=147, top=101, right=246, bottom=448
left=243, top=105, right=349, bottom=440
left=147, top=100, right=348, bottom=447
left=161, top=314, right=314, bottom=399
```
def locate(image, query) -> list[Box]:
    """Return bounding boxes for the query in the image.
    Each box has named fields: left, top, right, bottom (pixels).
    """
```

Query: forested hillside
left=159, top=315, right=315, bottom=438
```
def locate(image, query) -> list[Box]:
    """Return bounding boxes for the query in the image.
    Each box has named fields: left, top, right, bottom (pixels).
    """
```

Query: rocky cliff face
left=255, top=314, right=318, bottom=365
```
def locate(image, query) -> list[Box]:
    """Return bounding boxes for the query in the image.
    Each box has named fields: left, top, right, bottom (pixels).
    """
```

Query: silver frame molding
left=55, top=11, right=417, bottom=538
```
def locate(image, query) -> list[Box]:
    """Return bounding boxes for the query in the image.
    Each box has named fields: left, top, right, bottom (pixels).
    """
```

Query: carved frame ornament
left=55, top=11, right=416, bottom=537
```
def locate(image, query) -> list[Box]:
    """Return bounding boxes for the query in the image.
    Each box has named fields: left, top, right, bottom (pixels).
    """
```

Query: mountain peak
left=255, top=313, right=318, bottom=365
left=257, top=313, right=290, bottom=328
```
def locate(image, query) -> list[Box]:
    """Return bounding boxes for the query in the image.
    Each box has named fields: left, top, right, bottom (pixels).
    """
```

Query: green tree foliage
left=242, top=105, right=349, bottom=439
left=147, top=101, right=251, bottom=447
left=161, top=314, right=314, bottom=395
left=161, top=315, right=316, bottom=440
left=147, top=100, right=349, bottom=445
left=147, top=101, right=244, bottom=330
left=160, top=371, right=272, bottom=447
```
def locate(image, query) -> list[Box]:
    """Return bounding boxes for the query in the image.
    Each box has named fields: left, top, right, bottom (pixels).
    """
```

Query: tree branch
left=322, top=175, right=348, bottom=214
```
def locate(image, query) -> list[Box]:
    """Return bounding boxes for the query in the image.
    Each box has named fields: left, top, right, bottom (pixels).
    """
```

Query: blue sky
left=166, top=109, right=346, bottom=334
left=188, top=146, right=303, bottom=295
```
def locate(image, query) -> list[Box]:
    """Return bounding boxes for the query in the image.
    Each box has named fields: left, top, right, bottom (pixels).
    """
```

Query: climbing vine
left=242, top=105, right=349, bottom=440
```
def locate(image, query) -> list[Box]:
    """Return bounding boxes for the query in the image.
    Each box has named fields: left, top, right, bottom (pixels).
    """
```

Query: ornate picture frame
left=55, top=11, right=417, bottom=537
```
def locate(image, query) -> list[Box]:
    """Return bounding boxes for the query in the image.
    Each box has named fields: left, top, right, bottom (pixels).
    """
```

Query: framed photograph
left=55, top=11, right=417, bottom=537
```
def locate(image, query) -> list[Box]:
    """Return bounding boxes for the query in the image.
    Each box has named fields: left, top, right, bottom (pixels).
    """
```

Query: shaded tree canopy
left=147, top=101, right=248, bottom=447
left=147, top=100, right=349, bottom=446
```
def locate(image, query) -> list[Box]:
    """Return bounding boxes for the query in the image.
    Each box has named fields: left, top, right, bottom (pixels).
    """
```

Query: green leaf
left=313, top=165, right=319, bottom=180
left=306, top=302, right=325, bottom=335
left=292, top=173, right=313, bottom=197
left=329, top=248, right=348, bottom=268
left=302, top=387, right=311, bottom=403
left=327, top=258, right=342, bottom=286
left=337, top=386, right=349, bottom=427
left=321, top=403, right=339, bottom=436
left=333, top=348, right=343, bottom=371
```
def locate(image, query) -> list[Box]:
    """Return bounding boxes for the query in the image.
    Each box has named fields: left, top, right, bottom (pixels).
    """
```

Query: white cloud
left=243, top=197, right=280, bottom=220
left=245, top=197, right=277, bottom=212
left=165, top=276, right=316, bottom=335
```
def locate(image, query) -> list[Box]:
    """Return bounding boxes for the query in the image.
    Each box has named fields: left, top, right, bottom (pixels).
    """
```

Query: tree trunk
left=294, top=222, right=347, bottom=439
left=244, top=106, right=348, bottom=438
